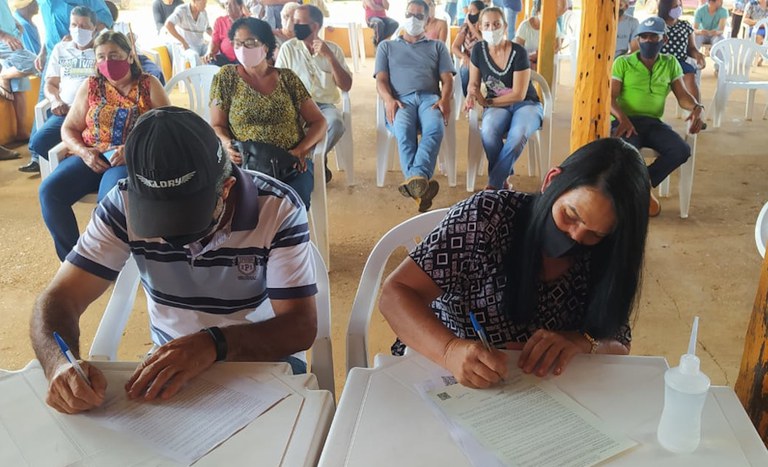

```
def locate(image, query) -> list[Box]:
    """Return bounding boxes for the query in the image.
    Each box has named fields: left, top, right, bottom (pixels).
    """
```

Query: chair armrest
left=34, top=98, right=51, bottom=128
left=47, top=141, right=70, bottom=173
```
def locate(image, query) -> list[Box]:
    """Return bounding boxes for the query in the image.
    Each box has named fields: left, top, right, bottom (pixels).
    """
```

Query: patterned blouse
left=210, top=65, right=311, bottom=150
left=81, top=74, right=153, bottom=152
left=458, top=22, right=482, bottom=57
left=745, top=1, right=768, bottom=22
left=661, top=20, right=693, bottom=62
left=392, top=190, right=632, bottom=355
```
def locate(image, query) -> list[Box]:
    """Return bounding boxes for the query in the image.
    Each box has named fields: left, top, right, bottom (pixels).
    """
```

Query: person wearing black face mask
left=610, top=16, right=705, bottom=218
left=450, top=0, right=485, bottom=96
left=378, top=138, right=652, bottom=388
left=275, top=5, right=353, bottom=184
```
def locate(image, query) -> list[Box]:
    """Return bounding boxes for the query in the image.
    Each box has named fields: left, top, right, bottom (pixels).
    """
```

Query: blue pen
left=469, top=312, right=493, bottom=352
left=53, top=332, right=91, bottom=386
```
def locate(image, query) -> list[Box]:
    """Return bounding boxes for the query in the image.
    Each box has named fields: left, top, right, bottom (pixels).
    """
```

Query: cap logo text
left=137, top=171, right=196, bottom=188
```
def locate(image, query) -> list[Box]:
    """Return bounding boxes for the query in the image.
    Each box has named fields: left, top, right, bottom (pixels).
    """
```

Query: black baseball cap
left=125, top=107, right=227, bottom=238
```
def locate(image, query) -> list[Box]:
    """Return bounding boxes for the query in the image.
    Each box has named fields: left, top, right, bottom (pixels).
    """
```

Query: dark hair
left=505, top=138, right=651, bottom=340
left=94, top=31, right=143, bottom=79
left=480, top=6, right=506, bottom=26
left=228, top=17, right=277, bottom=61
left=297, top=4, right=324, bottom=28
left=71, top=5, right=97, bottom=27
left=105, top=1, right=118, bottom=21
left=657, top=0, right=676, bottom=20
left=470, top=1, right=486, bottom=12
left=408, top=0, right=430, bottom=16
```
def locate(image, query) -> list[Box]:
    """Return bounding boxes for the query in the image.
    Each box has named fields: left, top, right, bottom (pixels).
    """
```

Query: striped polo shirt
left=66, top=166, right=317, bottom=361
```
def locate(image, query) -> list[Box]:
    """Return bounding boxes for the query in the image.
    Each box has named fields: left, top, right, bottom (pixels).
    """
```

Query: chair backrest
left=530, top=71, right=553, bottom=171
left=163, top=65, right=220, bottom=121
left=710, top=39, right=764, bottom=82
left=88, top=243, right=336, bottom=396
left=750, top=18, right=768, bottom=44
left=346, top=208, right=450, bottom=373
left=756, top=201, right=768, bottom=258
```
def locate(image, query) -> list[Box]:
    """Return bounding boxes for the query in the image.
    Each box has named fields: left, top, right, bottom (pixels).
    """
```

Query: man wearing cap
left=610, top=16, right=705, bottom=217
left=30, top=107, right=318, bottom=414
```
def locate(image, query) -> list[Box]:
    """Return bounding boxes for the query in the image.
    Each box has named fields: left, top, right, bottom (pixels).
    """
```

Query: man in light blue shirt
left=694, top=0, right=728, bottom=49
left=375, top=0, right=454, bottom=212
left=0, top=0, right=38, bottom=141
left=12, top=0, right=40, bottom=55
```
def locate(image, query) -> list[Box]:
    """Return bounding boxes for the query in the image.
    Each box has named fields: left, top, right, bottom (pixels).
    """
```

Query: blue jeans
left=367, top=16, right=399, bottom=44
left=264, top=5, right=283, bottom=28
left=286, top=158, right=314, bottom=210
left=481, top=102, right=543, bottom=188
left=139, top=54, right=165, bottom=85
left=611, top=116, right=690, bottom=188
left=280, top=356, right=307, bottom=374
left=385, top=92, right=444, bottom=180
left=505, top=8, right=520, bottom=39
left=318, top=103, right=345, bottom=156
left=29, top=113, right=65, bottom=164
left=39, top=155, right=128, bottom=261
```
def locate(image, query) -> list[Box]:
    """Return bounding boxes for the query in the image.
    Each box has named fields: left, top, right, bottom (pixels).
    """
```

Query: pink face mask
left=235, top=45, right=267, bottom=67
left=98, top=59, right=131, bottom=81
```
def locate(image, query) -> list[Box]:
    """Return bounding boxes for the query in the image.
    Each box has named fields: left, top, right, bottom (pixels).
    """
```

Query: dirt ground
left=1, top=2, right=767, bottom=398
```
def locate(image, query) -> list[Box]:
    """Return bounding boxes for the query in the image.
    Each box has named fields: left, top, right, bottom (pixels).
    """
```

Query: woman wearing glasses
left=209, top=17, right=327, bottom=209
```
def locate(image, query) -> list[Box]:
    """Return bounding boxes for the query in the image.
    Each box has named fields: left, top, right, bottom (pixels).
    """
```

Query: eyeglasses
left=233, top=39, right=263, bottom=49
left=405, top=12, right=426, bottom=21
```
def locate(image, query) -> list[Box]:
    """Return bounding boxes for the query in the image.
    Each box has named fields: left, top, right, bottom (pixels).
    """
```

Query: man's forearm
left=329, top=57, right=353, bottom=92
left=30, top=292, right=82, bottom=379
left=376, top=78, right=395, bottom=101
left=221, top=308, right=316, bottom=362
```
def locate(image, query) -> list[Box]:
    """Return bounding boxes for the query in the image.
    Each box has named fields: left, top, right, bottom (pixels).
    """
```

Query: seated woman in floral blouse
left=210, top=17, right=326, bottom=209
left=379, top=138, right=651, bottom=388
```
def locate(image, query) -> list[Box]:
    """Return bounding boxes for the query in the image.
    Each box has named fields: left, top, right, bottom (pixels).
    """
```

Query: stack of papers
left=423, top=373, right=637, bottom=467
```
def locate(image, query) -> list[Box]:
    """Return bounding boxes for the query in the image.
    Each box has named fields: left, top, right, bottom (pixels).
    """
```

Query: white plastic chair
left=465, top=70, right=552, bottom=192
left=34, top=98, right=52, bottom=179
left=639, top=123, right=698, bottom=219
left=89, top=243, right=336, bottom=395
left=756, top=201, right=768, bottom=258
left=553, top=10, right=581, bottom=98
left=708, top=39, right=768, bottom=128
left=332, top=91, right=355, bottom=186
left=308, top=137, right=331, bottom=270
left=749, top=18, right=768, bottom=45
left=323, top=21, right=362, bottom=73
left=163, top=65, right=220, bottom=122
left=346, top=208, right=449, bottom=373
left=375, top=95, right=457, bottom=188
left=170, top=42, right=202, bottom=77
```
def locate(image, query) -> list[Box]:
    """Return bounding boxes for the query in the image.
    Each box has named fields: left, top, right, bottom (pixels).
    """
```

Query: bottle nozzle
left=687, top=316, right=699, bottom=356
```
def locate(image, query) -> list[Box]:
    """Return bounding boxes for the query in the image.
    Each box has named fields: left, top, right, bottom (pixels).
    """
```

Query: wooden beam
left=569, top=0, right=620, bottom=152
left=734, top=251, right=768, bottom=443
left=537, top=0, right=558, bottom=88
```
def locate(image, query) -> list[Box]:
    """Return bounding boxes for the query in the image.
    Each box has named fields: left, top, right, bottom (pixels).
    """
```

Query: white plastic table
left=319, top=352, right=768, bottom=466
left=0, top=360, right=334, bottom=466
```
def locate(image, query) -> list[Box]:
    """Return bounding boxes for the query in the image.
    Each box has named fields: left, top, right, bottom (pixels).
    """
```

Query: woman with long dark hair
left=379, top=138, right=651, bottom=388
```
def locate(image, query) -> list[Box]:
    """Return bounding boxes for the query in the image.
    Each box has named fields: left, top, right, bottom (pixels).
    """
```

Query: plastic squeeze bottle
left=656, top=316, right=711, bottom=453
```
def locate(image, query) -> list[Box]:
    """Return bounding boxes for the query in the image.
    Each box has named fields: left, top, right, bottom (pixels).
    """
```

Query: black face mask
left=467, top=13, right=479, bottom=24
left=638, top=41, right=663, bottom=60
left=541, top=211, right=585, bottom=258
left=294, top=24, right=312, bottom=40
left=618, top=9, right=625, bottom=16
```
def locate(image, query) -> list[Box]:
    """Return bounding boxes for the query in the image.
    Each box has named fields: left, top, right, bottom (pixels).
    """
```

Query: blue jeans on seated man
left=385, top=92, right=445, bottom=181
left=481, top=101, right=543, bottom=189
left=317, top=103, right=345, bottom=156
left=28, top=114, right=66, bottom=164
left=39, top=155, right=128, bottom=261
left=610, top=116, right=691, bottom=188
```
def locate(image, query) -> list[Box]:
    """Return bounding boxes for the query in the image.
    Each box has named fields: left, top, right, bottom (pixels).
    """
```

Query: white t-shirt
left=515, top=19, right=564, bottom=53
left=44, top=41, right=96, bottom=105
left=275, top=38, right=350, bottom=105
left=166, top=3, right=210, bottom=48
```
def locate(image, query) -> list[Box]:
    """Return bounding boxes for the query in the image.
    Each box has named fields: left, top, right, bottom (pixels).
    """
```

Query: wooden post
left=569, top=0, right=619, bottom=152
left=734, top=252, right=768, bottom=443
left=537, top=0, right=557, bottom=88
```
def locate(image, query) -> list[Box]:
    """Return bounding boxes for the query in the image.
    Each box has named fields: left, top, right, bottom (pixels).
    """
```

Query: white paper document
left=426, top=373, right=637, bottom=467
left=84, top=365, right=289, bottom=465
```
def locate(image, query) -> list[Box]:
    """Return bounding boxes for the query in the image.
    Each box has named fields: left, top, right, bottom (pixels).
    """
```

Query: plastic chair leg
left=746, top=88, right=756, bottom=121
left=466, top=108, right=483, bottom=192
left=310, top=147, right=330, bottom=270
left=659, top=176, right=671, bottom=198
left=678, top=134, right=697, bottom=219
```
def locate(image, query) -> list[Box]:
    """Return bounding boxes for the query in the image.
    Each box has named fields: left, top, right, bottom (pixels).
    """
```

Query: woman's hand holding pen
left=517, top=329, right=590, bottom=377
left=442, top=338, right=508, bottom=389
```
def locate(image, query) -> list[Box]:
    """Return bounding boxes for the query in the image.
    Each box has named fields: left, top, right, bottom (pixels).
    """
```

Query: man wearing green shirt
left=611, top=16, right=705, bottom=217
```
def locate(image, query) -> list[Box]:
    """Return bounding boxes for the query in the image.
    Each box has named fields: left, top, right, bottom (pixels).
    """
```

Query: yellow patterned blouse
left=210, top=65, right=312, bottom=150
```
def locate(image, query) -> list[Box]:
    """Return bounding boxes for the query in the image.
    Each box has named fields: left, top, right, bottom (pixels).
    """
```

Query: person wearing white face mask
left=25, top=7, right=99, bottom=175
left=512, top=2, right=563, bottom=70
left=466, top=7, right=543, bottom=190
left=210, top=17, right=327, bottom=209
left=374, top=0, right=455, bottom=213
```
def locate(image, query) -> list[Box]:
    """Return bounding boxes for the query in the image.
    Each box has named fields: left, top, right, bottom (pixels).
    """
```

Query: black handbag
left=232, top=140, right=300, bottom=182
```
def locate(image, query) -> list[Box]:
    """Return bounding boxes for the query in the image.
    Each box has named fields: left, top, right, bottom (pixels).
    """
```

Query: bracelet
left=693, top=103, right=705, bottom=111
left=201, top=326, right=228, bottom=362
left=582, top=331, right=599, bottom=354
